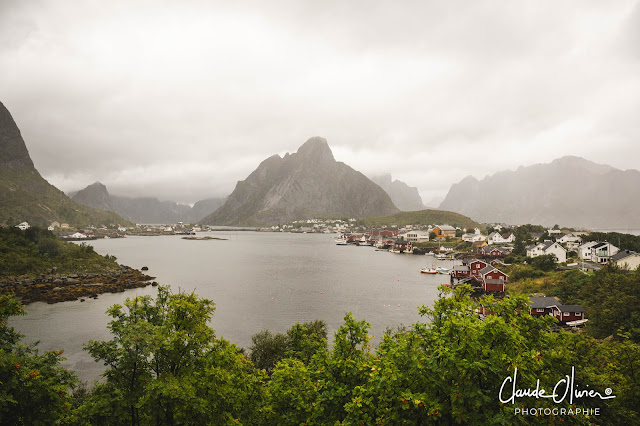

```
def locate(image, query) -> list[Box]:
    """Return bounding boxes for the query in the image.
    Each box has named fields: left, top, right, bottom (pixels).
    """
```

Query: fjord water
left=10, top=232, right=454, bottom=383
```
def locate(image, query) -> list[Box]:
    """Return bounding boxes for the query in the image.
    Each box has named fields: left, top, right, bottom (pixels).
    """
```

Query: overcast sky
left=1, top=0, right=639, bottom=205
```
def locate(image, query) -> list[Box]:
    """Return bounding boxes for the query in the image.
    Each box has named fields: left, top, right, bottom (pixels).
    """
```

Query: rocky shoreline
left=0, top=266, right=157, bottom=304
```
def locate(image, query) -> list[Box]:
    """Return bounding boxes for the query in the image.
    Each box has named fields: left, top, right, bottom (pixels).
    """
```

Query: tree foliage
left=0, top=294, right=77, bottom=424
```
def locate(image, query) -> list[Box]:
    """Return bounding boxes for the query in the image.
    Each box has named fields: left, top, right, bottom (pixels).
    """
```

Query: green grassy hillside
left=0, top=168, right=130, bottom=228
left=361, top=209, right=482, bottom=230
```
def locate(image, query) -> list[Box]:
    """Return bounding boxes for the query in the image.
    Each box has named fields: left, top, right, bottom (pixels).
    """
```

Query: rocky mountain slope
left=202, top=137, right=400, bottom=226
left=369, top=174, right=425, bottom=211
left=0, top=101, right=129, bottom=227
left=72, top=182, right=224, bottom=224
left=439, top=156, right=640, bottom=229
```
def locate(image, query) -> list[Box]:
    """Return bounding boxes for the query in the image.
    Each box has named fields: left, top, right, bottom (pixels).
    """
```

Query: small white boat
left=421, top=267, right=438, bottom=274
left=358, top=236, right=372, bottom=246
left=435, top=266, right=450, bottom=274
left=335, top=237, right=349, bottom=245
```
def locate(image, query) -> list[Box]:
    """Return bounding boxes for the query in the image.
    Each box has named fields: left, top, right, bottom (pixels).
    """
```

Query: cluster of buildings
left=451, top=258, right=509, bottom=293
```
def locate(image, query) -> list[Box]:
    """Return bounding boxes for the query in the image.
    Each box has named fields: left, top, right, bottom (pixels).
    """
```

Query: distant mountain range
left=439, top=156, right=640, bottom=229
left=71, top=182, right=225, bottom=224
left=202, top=137, right=400, bottom=226
left=369, top=174, right=425, bottom=211
left=0, top=101, right=129, bottom=227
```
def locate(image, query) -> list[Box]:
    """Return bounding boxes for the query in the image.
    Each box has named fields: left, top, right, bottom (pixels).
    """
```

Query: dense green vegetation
left=0, top=226, right=119, bottom=278
left=1, top=283, right=639, bottom=424
left=506, top=262, right=640, bottom=342
left=361, top=209, right=482, bottom=231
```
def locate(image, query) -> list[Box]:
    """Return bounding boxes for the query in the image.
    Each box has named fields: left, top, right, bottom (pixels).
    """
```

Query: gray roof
left=453, top=265, right=470, bottom=271
left=529, top=296, right=562, bottom=309
left=558, top=305, right=586, bottom=313
left=611, top=250, right=637, bottom=262
left=479, top=265, right=496, bottom=275
left=437, top=225, right=456, bottom=231
left=591, top=242, right=607, bottom=249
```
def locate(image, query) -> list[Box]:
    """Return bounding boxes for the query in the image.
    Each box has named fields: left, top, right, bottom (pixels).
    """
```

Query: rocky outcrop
left=0, top=100, right=130, bottom=227
left=0, top=266, right=155, bottom=304
left=201, top=137, right=400, bottom=226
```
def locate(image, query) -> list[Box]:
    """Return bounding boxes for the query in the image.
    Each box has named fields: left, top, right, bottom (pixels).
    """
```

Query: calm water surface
left=10, top=232, right=457, bottom=383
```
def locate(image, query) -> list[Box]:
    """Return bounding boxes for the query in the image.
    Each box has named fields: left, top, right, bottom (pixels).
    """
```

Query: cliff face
left=202, top=137, right=400, bottom=226
left=72, top=182, right=225, bottom=224
left=369, top=174, right=425, bottom=211
left=439, top=156, right=640, bottom=229
left=0, top=101, right=129, bottom=227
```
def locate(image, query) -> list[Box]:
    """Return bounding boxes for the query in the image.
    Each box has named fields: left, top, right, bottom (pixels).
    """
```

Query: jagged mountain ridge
left=72, top=182, right=225, bottom=224
left=202, top=137, right=400, bottom=226
left=0, top=101, right=129, bottom=227
left=369, top=174, right=425, bottom=211
left=439, top=156, right=640, bottom=229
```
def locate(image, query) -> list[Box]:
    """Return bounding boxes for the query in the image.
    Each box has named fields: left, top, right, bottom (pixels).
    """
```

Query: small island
left=181, top=236, right=228, bottom=241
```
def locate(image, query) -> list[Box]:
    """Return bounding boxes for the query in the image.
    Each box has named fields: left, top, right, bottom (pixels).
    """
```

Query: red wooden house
left=480, top=246, right=508, bottom=258
left=529, top=297, right=586, bottom=323
left=478, top=265, right=508, bottom=292
left=464, top=259, right=489, bottom=279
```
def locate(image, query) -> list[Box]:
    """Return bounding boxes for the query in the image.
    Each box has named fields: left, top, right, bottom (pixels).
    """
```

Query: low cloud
left=2, top=0, right=639, bottom=204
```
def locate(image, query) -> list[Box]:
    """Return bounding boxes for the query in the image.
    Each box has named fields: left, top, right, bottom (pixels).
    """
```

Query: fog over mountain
left=369, top=174, right=425, bottom=212
left=202, top=137, right=399, bottom=226
left=439, top=156, right=640, bottom=229
left=72, top=182, right=225, bottom=224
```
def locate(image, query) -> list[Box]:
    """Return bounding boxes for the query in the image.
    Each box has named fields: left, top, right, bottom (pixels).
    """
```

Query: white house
left=462, top=233, right=487, bottom=243
left=488, top=232, right=515, bottom=245
left=70, top=232, right=87, bottom=239
left=557, top=233, right=582, bottom=249
left=526, top=240, right=567, bottom=263
left=547, top=229, right=563, bottom=236
left=578, top=241, right=619, bottom=263
left=16, top=222, right=30, bottom=230
left=611, top=250, right=640, bottom=270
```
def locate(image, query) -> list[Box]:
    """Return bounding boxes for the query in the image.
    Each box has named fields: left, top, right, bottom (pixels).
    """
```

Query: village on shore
left=10, top=218, right=640, bottom=325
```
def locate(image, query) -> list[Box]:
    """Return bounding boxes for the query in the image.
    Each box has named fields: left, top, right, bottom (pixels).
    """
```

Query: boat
left=435, top=266, right=450, bottom=274
left=335, top=236, right=349, bottom=245
left=358, top=235, right=372, bottom=246
left=421, top=267, right=438, bottom=274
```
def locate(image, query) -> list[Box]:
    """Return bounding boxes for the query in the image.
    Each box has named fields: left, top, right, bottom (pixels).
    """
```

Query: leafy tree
left=249, top=329, right=288, bottom=373
left=455, top=229, right=463, bottom=238
left=72, top=286, right=266, bottom=425
left=0, top=294, right=77, bottom=424
left=429, top=231, right=436, bottom=240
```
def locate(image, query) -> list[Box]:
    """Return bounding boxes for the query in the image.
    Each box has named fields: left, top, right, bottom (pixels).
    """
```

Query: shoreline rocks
left=0, top=267, right=156, bottom=305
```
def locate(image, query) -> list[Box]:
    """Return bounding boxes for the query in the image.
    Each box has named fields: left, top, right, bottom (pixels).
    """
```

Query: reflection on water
left=10, top=232, right=457, bottom=383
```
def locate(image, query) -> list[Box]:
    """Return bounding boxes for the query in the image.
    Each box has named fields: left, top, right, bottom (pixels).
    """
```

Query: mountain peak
left=202, top=137, right=399, bottom=225
left=296, top=137, right=335, bottom=162
left=0, top=101, right=35, bottom=170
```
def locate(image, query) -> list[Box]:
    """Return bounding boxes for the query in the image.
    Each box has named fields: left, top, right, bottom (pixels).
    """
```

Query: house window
left=536, top=308, right=544, bottom=312
left=576, top=313, right=582, bottom=317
